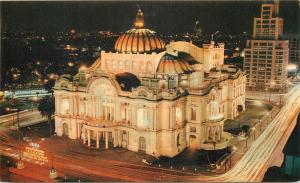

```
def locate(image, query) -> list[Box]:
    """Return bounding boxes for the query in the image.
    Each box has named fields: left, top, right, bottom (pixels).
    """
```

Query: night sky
left=1, top=1, right=299, bottom=34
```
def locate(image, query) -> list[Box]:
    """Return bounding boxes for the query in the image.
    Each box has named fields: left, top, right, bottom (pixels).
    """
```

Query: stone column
left=87, top=129, right=91, bottom=147
left=96, top=131, right=99, bottom=149
left=104, top=100, right=107, bottom=120
left=82, top=128, right=86, bottom=144
left=153, top=107, right=156, bottom=130
left=205, top=126, right=209, bottom=141
left=109, top=101, right=112, bottom=121
left=113, top=130, right=117, bottom=147
left=77, top=122, right=80, bottom=139
left=105, top=131, right=109, bottom=149
left=99, top=99, right=102, bottom=120
left=119, top=130, right=122, bottom=147
left=212, top=127, right=216, bottom=142
left=94, top=96, right=97, bottom=119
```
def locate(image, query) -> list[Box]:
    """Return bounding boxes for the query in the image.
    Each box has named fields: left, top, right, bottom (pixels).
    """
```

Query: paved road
left=0, top=110, right=47, bottom=128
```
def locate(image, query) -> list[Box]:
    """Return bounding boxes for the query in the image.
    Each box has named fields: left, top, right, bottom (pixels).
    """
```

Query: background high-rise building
left=243, top=0, right=289, bottom=92
left=284, top=34, right=300, bottom=66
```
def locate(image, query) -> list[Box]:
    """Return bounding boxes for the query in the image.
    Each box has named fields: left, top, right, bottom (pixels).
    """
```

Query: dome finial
left=134, top=5, right=144, bottom=29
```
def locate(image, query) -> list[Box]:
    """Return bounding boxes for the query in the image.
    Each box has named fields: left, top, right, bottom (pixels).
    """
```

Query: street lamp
left=49, top=154, right=57, bottom=179
left=6, top=107, right=24, bottom=169
left=269, top=81, right=275, bottom=103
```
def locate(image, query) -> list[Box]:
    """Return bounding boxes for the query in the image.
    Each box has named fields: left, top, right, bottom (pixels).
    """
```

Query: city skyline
left=1, top=1, right=299, bottom=34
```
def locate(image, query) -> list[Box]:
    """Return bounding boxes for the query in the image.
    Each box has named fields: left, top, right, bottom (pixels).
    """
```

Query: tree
left=44, top=79, right=55, bottom=92
left=237, top=105, right=244, bottom=129
left=242, top=125, right=250, bottom=134
left=38, top=95, right=55, bottom=136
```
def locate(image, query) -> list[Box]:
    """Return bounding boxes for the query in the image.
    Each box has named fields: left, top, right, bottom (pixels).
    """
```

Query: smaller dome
left=156, top=54, right=194, bottom=74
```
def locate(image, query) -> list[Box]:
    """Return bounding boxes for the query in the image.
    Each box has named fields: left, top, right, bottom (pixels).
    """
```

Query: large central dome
left=114, top=8, right=166, bottom=54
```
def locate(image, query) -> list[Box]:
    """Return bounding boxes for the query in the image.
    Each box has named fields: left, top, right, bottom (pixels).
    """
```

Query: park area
left=224, top=99, right=273, bottom=135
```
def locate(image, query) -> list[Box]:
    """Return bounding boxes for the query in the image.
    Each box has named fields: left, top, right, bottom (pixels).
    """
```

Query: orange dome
left=114, top=29, right=165, bottom=54
left=114, top=8, right=166, bottom=54
left=156, top=54, right=194, bottom=74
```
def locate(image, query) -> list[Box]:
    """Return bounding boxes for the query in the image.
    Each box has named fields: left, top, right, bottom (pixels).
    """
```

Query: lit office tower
left=243, top=1, right=289, bottom=92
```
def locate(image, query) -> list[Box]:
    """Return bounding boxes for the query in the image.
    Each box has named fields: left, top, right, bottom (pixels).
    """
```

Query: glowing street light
left=287, top=64, right=297, bottom=71
left=79, top=65, right=87, bottom=71
left=67, top=62, right=74, bottom=67
left=48, top=73, right=57, bottom=80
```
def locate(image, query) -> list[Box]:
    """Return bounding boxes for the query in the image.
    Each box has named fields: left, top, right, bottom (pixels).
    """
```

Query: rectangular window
left=190, top=127, right=196, bottom=133
left=191, top=108, right=196, bottom=121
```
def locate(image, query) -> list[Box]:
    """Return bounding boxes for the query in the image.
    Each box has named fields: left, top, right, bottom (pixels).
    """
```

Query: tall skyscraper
left=243, top=0, right=289, bottom=92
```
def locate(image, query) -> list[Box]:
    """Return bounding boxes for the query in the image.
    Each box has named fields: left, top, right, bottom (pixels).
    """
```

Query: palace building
left=54, top=8, right=246, bottom=157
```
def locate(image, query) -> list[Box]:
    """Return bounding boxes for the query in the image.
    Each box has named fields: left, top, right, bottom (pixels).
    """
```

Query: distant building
left=54, top=8, right=246, bottom=158
left=284, top=34, right=300, bottom=66
left=243, top=1, right=289, bottom=92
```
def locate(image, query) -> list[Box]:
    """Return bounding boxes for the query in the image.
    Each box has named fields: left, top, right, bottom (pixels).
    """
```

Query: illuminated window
left=61, top=99, right=70, bottom=115
left=176, top=107, right=181, bottom=122
left=190, top=127, right=196, bottom=133
left=191, top=108, right=196, bottom=121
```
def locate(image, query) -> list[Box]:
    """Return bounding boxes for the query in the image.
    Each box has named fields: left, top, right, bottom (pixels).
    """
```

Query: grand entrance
left=138, top=137, right=146, bottom=152
left=189, top=135, right=197, bottom=149
left=62, top=123, right=68, bottom=136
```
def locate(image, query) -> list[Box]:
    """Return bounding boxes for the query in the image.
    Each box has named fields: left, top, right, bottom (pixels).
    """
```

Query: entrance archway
left=138, top=137, right=146, bottom=152
left=189, top=135, right=197, bottom=149
left=62, top=123, right=68, bottom=136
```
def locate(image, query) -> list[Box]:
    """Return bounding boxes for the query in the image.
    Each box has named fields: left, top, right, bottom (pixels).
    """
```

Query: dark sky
left=1, top=1, right=299, bottom=34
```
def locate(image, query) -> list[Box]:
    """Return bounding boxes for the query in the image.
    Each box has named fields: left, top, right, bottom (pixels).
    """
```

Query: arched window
left=177, top=134, right=180, bottom=147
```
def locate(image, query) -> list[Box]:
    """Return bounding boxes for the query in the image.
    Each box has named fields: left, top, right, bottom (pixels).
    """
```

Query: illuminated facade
left=54, top=9, right=246, bottom=157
